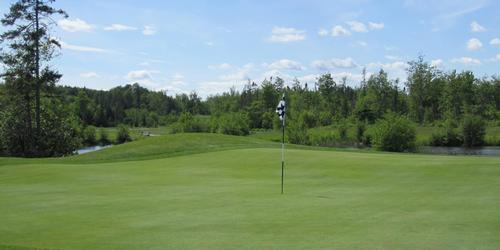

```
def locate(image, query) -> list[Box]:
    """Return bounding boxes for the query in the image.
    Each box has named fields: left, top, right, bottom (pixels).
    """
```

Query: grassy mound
left=1, top=147, right=499, bottom=249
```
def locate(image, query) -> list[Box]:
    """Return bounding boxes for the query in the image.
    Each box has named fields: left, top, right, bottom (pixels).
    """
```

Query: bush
left=212, top=112, right=250, bottom=136
left=371, top=113, right=416, bottom=152
left=300, top=111, right=318, bottom=128
left=337, top=120, right=349, bottom=141
left=116, top=124, right=132, bottom=144
left=430, top=120, right=462, bottom=146
left=308, top=129, right=336, bottom=147
left=98, top=129, right=111, bottom=145
left=462, top=115, right=486, bottom=147
left=171, top=112, right=209, bottom=133
left=287, top=117, right=308, bottom=145
left=355, top=121, right=367, bottom=144
left=319, top=111, right=333, bottom=126
left=82, top=126, right=97, bottom=146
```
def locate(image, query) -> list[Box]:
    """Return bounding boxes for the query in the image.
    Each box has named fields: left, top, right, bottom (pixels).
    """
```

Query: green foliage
left=98, top=128, right=111, bottom=145
left=355, top=120, right=367, bottom=144
left=171, top=112, right=209, bottom=133
left=82, top=125, right=97, bottom=146
left=462, top=115, right=486, bottom=147
left=212, top=112, right=250, bottom=136
left=371, top=113, right=417, bottom=152
left=337, top=120, right=349, bottom=141
left=116, top=124, right=132, bottom=144
left=430, top=120, right=463, bottom=146
left=286, top=117, right=309, bottom=145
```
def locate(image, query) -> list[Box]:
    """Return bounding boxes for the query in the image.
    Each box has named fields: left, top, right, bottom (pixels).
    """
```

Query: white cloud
left=496, top=54, right=500, bottom=61
left=205, top=41, right=214, bottom=47
left=470, top=21, right=486, bottom=32
left=385, top=55, right=402, bottom=61
left=367, top=61, right=408, bottom=79
left=104, top=24, right=137, bottom=31
left=332, top=25, right=350, bottom=37
left=58, top=18, right=92, bottom=32
left=59, top=41, right=111, bottom=53
left=347, top=21, right=368, bottom=32
left=368, top=22, right=385, bottom=30
left=356, top=41, right=368, bottom=47
left=219, top=63, right=255, bottom=81
left=143, top=25, right=157, bottom=36
left=467, top=38, right=482, bottom=50
left=268, top=27, right=306, bottom=43
left=125, top=70, right=160, bottom=82
left=431, top=59, right=444, bottom=67
left=490, top=38, right=500, bottom=46
left=209, top=63, right=232, bottom=70
left=80, top=72, right=100, bottom=78
left=318, top=28, right=329, bottom=37
left=268, top=59, right=304, bottom=71
left=451, top=57, right=481, bottom=65
left=170, top=74, right=186, bottom=86
left=312, top=57, right=358, bottom=71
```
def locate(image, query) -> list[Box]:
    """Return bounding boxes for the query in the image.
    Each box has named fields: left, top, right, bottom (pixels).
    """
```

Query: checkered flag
left=276, top=96, right=285, bottom=121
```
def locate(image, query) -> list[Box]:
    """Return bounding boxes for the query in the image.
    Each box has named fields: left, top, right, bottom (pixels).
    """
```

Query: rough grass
left=1, top=133, right=500, bottom=249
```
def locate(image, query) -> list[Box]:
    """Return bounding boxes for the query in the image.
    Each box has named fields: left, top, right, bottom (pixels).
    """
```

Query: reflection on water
left=418, top=146, right=500, bottom=156
left=76, top=145, right=112, bottom=155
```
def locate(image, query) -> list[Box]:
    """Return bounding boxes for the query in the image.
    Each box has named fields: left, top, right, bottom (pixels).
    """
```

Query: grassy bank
left=1, top=133, right=500, bottom=249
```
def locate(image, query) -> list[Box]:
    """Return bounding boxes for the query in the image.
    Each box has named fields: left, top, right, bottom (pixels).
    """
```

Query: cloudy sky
left=1, top=0, right=499, bottom=97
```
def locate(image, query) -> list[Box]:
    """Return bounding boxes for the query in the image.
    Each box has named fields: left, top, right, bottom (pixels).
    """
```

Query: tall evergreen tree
left=0, top=0, right=78, bottom=157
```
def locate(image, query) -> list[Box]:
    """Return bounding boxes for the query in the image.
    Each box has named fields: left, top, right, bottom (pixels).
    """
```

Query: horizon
left=0, top=0, right=499, bottom=97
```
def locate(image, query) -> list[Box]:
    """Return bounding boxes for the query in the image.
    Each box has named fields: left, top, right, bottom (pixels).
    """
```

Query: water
left=76, top=145, right=112, bottom=155
left=418, top=146, right=500, bottom=156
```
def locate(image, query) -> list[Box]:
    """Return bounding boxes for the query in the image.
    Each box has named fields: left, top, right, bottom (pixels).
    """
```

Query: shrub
left=260, top=111, right=274, bottom=129
left=337, top=120, right=348, bottom=141
left=171, top=112, right=209, bottom=133
left=462, top=115, right=486, bottom=147
left=287, top=117, right=308, bottom=145
left=308, top=129, right=337, bottom=147
left=430, top=120, right=462, bottom=146
left=116, top=124, right=132, bottom=144
left=98, top=129, right=111, bottom=145
left=371, top=113, right=416, bottom=152
left=82, top=126, right=97, bottom=146
left=355, top=121, right=366, bottom=144
left=319, top=111, right=333, bottom=126
left=212, top=112, right=250, bottom=136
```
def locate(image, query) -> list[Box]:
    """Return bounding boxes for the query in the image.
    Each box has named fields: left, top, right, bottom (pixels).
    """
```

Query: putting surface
left=1, top=135, right=500, bottom=249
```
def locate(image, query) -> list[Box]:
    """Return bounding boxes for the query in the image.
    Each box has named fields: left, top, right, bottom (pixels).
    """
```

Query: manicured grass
left=1, top=134, right=500, bottom=249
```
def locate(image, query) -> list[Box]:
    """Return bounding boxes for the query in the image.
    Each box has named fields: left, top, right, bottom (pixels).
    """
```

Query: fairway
left=1, top=134, right=500, bottom=249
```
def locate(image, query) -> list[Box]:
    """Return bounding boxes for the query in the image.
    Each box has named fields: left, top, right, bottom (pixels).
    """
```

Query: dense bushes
left=430, top=116, right=486, bottom=147
left=98, top=129, right=111, bottom=145
left=171, top=112, right=210, bottom=133
left=116, top=124, right=132, bottom=144
left=370, top=114, right=416, bottom=152
left=462, top=115, right=486, bottom=147
left=430, top=120, right=463, bottom=146
left=211, top=112, right=250, bottom=136
left=82, top=126, right=97, bottom=146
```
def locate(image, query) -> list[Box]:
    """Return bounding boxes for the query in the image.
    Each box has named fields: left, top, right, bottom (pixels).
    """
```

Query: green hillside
left=1, top=134, right=499, bottom=249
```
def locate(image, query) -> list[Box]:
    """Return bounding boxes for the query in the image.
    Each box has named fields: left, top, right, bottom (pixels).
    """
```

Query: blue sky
left=1, top=0, right=499, bottom=96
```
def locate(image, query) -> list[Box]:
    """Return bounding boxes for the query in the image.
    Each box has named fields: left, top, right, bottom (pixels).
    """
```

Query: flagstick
left=281, top=113, right=285, bottom=195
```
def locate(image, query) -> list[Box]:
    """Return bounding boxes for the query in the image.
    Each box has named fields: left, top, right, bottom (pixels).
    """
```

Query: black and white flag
left=276, top=96, right=286, bottom=121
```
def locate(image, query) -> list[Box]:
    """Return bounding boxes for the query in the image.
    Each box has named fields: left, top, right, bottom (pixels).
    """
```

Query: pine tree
left=0, top=0, right=78, bottom=157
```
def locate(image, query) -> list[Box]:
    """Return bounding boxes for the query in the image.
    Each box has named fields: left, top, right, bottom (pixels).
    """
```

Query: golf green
left=1, top=134, right=499, bottom=249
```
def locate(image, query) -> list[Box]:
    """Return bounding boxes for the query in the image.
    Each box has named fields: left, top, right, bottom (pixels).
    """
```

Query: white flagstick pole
left=281, top=98, right=285, bottom=195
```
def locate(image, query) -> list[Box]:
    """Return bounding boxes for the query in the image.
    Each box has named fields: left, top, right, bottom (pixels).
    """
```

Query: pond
left=418, top=146, right=500, bottom=156
left=76, top=145, right=112, bottom=155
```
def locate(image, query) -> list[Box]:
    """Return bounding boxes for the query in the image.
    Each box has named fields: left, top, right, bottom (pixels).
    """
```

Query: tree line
left=0, top=0, right=499, bottom=157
